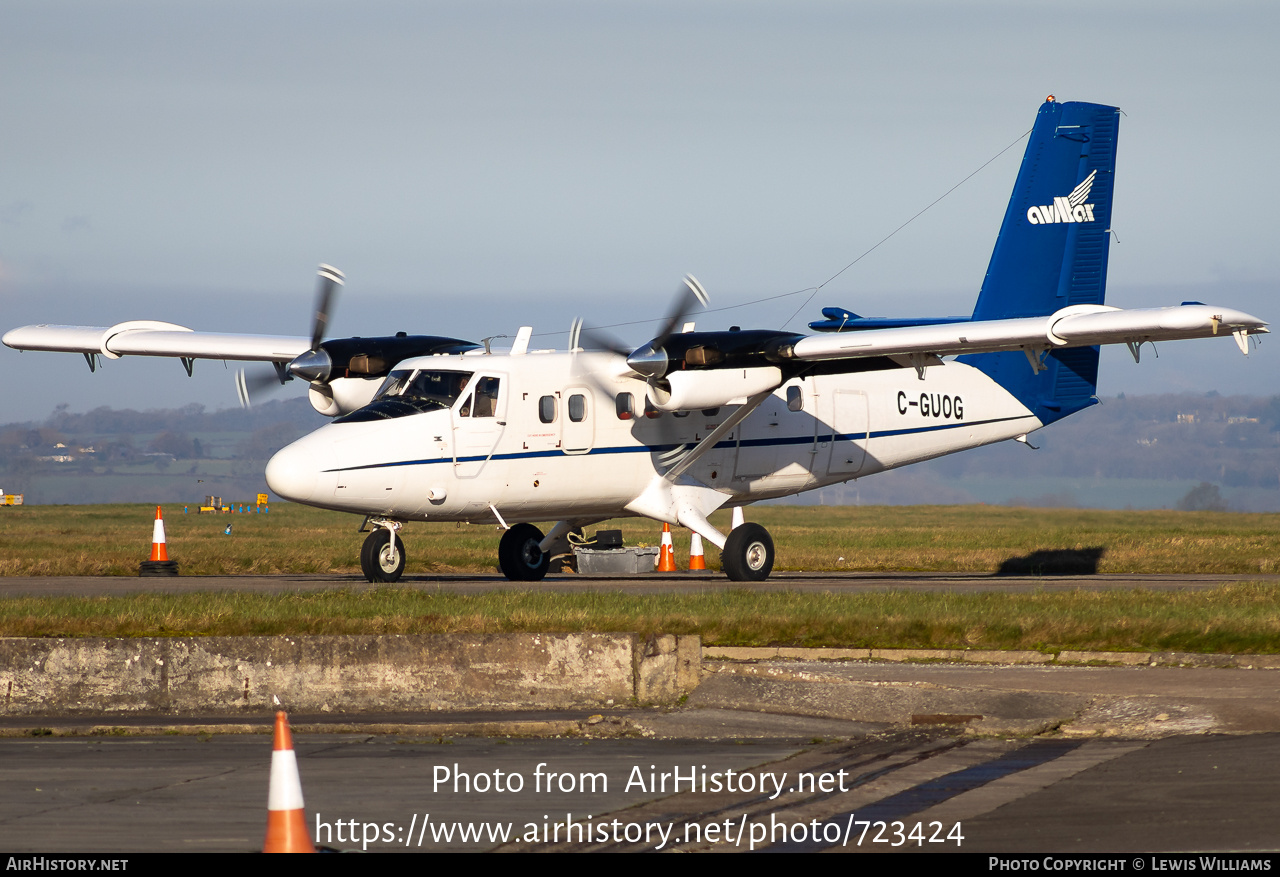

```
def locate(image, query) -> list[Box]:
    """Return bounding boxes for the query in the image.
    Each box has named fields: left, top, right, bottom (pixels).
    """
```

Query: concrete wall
left=0, top=633, right=701, bottom=715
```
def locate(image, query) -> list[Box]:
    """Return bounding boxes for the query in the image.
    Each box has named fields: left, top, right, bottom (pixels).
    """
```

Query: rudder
left=960, top=98, right=1120, bottom=425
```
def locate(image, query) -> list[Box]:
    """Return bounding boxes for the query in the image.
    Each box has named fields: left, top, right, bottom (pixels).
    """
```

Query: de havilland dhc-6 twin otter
left=4, top=98, right=1269, bottom=583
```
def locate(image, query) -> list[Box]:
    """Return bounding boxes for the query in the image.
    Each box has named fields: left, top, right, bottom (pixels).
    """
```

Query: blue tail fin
left=959, top=98, right=1120, bottom=425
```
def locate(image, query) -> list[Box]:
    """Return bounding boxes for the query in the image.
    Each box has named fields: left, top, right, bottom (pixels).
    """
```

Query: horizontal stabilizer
left=808, top=311, right=972, bottom=332
left=785, top=303, right=1268, bottom=362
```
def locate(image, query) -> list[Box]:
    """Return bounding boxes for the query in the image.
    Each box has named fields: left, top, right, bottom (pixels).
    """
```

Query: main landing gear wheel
left=721, top=522, right=775, bottom=582
left=360, top=529, right=406, bottom=583
left=498, top=523, right=550, bottom=582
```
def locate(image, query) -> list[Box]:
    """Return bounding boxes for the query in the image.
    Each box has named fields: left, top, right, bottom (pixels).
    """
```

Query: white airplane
left=4, top=98, right=1268, bottom=583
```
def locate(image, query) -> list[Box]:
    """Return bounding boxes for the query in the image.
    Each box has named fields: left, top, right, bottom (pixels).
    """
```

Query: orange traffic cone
left=263, top=711, right=316, bottom=853
left=657, top=523, right=677, bottom=572
left=688, top=532, right=708, bottom=572
left=150, top=506, right=168, bottom=561
left=139, top=506, right=179, bottom=576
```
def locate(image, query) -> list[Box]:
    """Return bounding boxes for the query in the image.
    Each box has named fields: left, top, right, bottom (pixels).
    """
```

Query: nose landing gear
left=360, top=519, right=406, bottom=583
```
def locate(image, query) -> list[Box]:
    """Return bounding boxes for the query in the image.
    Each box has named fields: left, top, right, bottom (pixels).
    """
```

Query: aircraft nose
left=265, top=441, right=320, bottom=503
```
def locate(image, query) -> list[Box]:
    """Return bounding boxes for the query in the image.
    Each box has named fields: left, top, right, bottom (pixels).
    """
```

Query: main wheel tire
left=498, top=523, right=550, bottom=581
left=360, top=529, right=406, bottom=583
left=721, top=522, right=774, bottom=582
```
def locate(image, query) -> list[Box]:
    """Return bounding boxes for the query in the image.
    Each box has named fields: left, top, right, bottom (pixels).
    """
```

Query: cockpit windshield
left=334, top=368, right=475, bottom=423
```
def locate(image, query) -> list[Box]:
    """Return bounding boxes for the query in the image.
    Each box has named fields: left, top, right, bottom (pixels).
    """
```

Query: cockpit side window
left=374, top=371, right=412, bottom=399
left=336, top=368, right=476, bottom=423
left=473, top=377, right=500, bottom=417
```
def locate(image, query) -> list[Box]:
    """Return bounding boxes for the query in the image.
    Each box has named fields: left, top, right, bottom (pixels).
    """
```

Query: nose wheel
left=721, top=522, right=774, bottom=582
left=498, top=523, right=550, bottom=581
left=361, top=528, right=406, bottom=583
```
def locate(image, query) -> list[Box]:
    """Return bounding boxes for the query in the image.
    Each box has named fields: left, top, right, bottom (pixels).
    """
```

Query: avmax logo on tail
left=1025, top=169, right=1097, bottom=225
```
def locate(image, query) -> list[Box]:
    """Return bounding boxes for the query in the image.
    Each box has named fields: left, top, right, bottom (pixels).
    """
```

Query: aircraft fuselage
left=265, top=348, right=1042, bottom=526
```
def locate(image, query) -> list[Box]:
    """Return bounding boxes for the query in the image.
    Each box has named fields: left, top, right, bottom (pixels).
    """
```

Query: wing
left=781, top=303, right=1269, bottom=363
left=2, top=321, right=310, bottom=362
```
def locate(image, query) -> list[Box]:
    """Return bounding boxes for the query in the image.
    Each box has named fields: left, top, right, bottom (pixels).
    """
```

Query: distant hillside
left=809, top=392, right=1280, bottom=511
left=0, top=398, right=327, bottom=505
left=2, top=393, right=1277, bottom=510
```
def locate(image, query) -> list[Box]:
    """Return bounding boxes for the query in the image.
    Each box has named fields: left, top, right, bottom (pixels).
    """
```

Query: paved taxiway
left=4, top=728, right=1280, bottom=852
left=5, top=572, right=1280, bottom=852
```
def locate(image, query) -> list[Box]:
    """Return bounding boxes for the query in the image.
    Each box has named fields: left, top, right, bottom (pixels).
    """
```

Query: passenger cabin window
left=644, top=399, right=662, bottom=419
left=615, top=393, right=633, bottom=420
left=673, top=410, right=689, bottom=418
left=539, top=395, right=556, bottom=423
left=568, top=393, right=587, bottom=422
left=701, top=408, right=720, bottom=417
left=787, top=385, right=803, bottom=412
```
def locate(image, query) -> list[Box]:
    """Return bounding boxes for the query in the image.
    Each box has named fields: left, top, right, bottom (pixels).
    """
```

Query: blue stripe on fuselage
left=322, top=413, right=1033, bottom=473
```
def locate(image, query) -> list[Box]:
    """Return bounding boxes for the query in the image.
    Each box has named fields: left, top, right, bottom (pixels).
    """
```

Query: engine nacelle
left=308, top=376, right=384, bottom=417
left=647, top=366, right=782, bottom=412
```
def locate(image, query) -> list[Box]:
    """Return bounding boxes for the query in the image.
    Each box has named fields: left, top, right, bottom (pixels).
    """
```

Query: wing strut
left=662, top=389, right=775, bottom=483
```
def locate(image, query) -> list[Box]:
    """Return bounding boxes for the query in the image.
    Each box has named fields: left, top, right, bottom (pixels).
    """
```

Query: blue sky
left=2, top=1, right=1276, bottom=422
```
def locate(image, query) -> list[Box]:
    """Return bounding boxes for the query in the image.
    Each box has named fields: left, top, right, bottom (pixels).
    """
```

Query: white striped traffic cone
left=657, top=523, right=677, bottom=572
left=688, top=532, right=708, bottom=572
left=139, top=506, right=179, bottom=576
left=263, top=711, right=316, bottom=853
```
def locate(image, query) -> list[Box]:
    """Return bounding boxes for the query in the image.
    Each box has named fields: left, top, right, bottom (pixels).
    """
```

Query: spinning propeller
left=236, top=266, right=479, bottom=413
left=236, top=265, right=345, bottom=408
left=625, top=274, right=710, bottom=379
left=570, top=274, right=709, bottom=395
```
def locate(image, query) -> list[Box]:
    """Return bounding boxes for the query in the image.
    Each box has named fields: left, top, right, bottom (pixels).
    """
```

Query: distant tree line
left=925, top=393, right=1280, bottom=491
left=2, top=393, right=1278, bottom=504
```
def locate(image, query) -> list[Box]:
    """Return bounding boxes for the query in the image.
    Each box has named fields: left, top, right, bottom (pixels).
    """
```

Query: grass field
left=3, top=585, right=1280, bottom=653
left=1, top=502, right=1276, bottom=577
left=2, top=503, right=1277, bottom=650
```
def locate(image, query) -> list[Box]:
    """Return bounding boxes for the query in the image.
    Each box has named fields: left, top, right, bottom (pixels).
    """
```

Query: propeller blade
left=571, top=321, right=632, bottom=357
left=651, top=274, right=709, bottom=352
left=623, top=274, right=711, bottom=379
left=310, top=264, right=345, bottom=351
left=569, top=318, right=633, bottom=400
left=235, top=364, right=290, bottom=410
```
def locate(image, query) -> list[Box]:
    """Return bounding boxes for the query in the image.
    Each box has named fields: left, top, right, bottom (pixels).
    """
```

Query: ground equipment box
left=575, top=546, right=660, bottom=575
